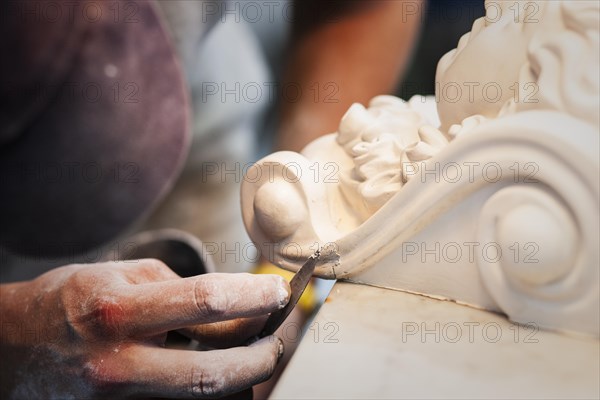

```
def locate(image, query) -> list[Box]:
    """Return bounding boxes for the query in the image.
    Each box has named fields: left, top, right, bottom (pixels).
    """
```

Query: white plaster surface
left=241, top=0, right=600, bottom=336
left=271, top=282, right=600, bottom=399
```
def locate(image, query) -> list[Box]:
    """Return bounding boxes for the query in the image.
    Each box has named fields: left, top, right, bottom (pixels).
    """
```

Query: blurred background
left=0, top=0, right=484, bottom=281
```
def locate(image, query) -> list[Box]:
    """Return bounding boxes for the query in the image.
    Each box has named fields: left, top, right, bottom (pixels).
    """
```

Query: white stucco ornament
left=241, top=1, right=600, bottom=336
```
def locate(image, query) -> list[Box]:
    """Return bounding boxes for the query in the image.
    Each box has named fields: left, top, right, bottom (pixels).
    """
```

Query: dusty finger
left=113, top=336, right=284, bottom=399
left=116, top=258, right=181, bottom=284
left=116, top=273, right=290, bottom=337
left=179, top=316, right=268, bottom=349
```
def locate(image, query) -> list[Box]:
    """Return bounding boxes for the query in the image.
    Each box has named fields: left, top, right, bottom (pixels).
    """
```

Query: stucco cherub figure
left=241, top=1, right=599, bottom=336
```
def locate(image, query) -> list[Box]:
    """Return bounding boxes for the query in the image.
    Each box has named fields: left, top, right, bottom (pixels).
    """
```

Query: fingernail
left=275, top=276, right=291, bottom=308
left=276, top=337, right=285, bottom=361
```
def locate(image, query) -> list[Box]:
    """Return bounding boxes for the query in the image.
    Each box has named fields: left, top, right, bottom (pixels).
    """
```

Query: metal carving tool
left=260, top=250, right=321, bottom=337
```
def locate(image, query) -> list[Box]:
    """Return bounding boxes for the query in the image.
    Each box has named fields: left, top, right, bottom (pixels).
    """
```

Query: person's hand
left=0, top=259, right=290, bottom=399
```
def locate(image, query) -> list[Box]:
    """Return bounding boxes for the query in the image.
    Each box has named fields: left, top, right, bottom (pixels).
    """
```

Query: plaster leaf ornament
left=241, top=0, right=600, bottom=336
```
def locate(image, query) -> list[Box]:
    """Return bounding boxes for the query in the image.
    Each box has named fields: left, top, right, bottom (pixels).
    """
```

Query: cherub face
left=435, top=1, right=548, bottom=130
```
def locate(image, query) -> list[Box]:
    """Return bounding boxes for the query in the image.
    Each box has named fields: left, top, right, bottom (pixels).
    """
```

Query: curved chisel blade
left=260, top=250, right=321, bottom=337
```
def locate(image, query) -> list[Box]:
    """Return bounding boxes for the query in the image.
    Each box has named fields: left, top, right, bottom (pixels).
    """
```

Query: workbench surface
left=271, top=282, right=599, bottom=399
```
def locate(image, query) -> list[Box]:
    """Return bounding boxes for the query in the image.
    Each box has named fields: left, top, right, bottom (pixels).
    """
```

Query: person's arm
left=0, top=260, right=289, bottom=398
left=277, top=0, right=424, bottom=151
